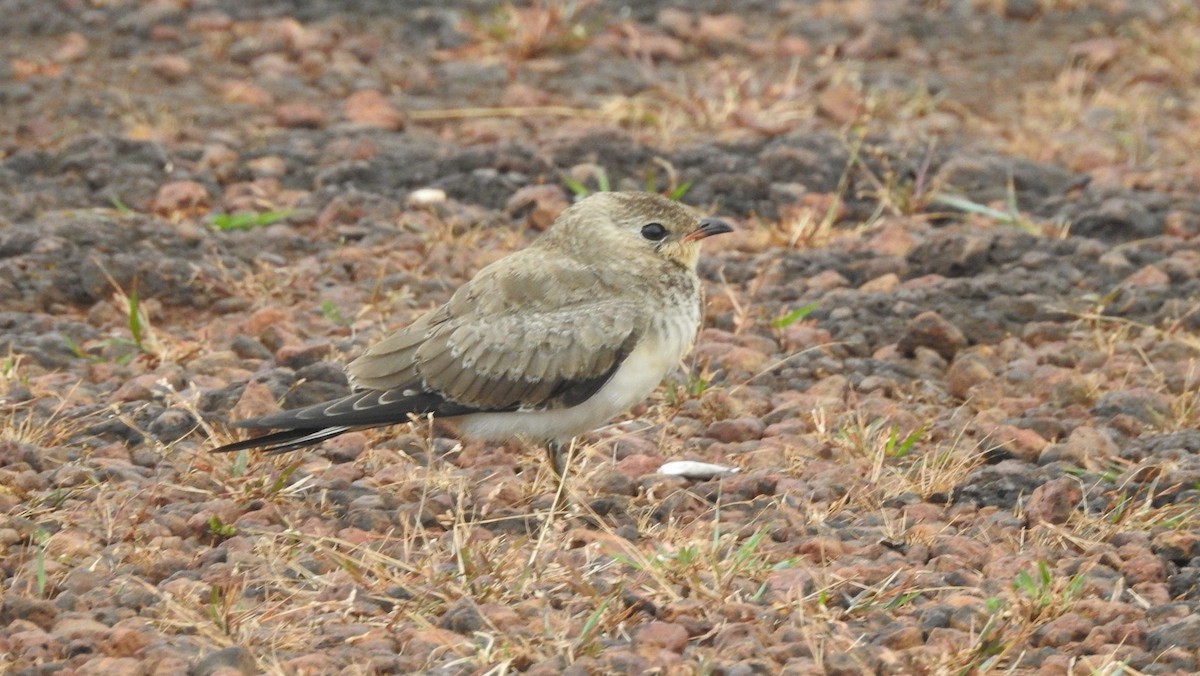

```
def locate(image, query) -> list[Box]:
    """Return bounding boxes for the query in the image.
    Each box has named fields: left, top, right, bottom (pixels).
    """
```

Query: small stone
left=1092, top=389, right=1170, bottom=425
left=2, top=596, right=59, bottom=628
left=616, top=453, right=662, bottom=479
left=866, top=221, right=917, bottom=257
left=230, top=335, right=272, bottom=360
left=1026, top=478, right=1082, bottom=526
left=150, top=54, right=192, bottom=82
left=859, top=272, right=900, bottom=293
left=275, top=340, right=332, bottom=369
left=780, top=325, right=832, bottom=353
left=221, top=80, right=273, bottom=106
left=705, top=416, right=765, bottom=443
left=635, top=621, right=689, bottom=653
left=898, top=311, right=967, bottom=361
left=657, top=7, right=693, bottom=35
left=149, top=408, right=196, bottom=441
left=1050, top=373, right=1095, bottom=407
left=407, top=188, right=447, bottom=207
left=185, top=498, right=242, bottom=534
left=112, top=373, right=167, bottom=403
left=1164, top=210, right=1200, bottom=238
left=766, top=567, right=814, bottom=599
left=52, top=615, right=110, bottom=640
left=695, top=13, right=744, bottom=45
left=242, top=307, right=289, bottom=339
left=719, top=346, right=770, bottom=379
left=817, top=84, right=864, bottom=125
left=1021, top=321, right=1069, bottom=346
left=946, top=354, right=993, bottom=399
left=506, top=185, right=570, bottom=231
left=919, top=605, right=952, bottom=632
left=246, top=156, right=287, bottom=179
left=1070, top=37, right=1123, bottom=69
left=806, top=269, right=850, bottom=291
left=948, top=602, right=990, bottom=632
left=152, top=180, right=209, bottom=216
left=342, top=89, right=405, bottom=130
left=1057, top=426, right=1118, bottom=466
left=0, top=528, right=20, bottom=546
left=779, top=35, right=811, bottom=56
left=1121, top=555, right=1167, bottom=585
left=1123, top=264, right=1170, bottom=288
left=48, top=531, right=101, bottom=562
left=9, top=626, right=57, bottom=659
left=324, top=432, right=368, bottom=463
left=907, top=230, right=995, bottom=277
left=274, top=102, right=327, bottom=129
left=1146, top=614, right=1200, bottom=653
left=1004, top=0, right=1039, bottom=20
left=193, top=645, right=259, bottom=676
left=597, top=648, right=652, bottom=673
left=405, top=628, right=469, bottom=661
left=229, top=380, right=281, bottom=421
left=108, top=623, right=152, bottom=657
left=440, top=599, right=487, bottom=633
left=1153, top=530, right=1200, bottom=564
left=78, top=657, right=143, bottom=676
left=1071, top=197, right=1160, bottom=240
left=984, top=423, right=1048, bottom=463
left=794, top=536, right=846, bottom=563
left=186, top=12, right=234, bottom=31
left=658, top=461, right=738, bottom=480
left=52, top=32, right=89, bottom=62
left=1034, top=612, right=1092, bottom=647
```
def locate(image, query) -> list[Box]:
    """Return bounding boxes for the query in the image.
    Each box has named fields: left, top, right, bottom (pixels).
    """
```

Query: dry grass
left=6, top=271, right=1194, bottom=671
left=6, top=1, right=1200, bottom=673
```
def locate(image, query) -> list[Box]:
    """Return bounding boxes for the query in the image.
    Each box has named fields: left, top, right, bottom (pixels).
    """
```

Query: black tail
left=210, top=388, right=505, bottom=455
left=211, top=426, right=353, bottom=455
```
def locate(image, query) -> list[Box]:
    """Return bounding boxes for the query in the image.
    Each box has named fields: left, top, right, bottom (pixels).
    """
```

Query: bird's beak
left=683, top=217, right=734, bottom=243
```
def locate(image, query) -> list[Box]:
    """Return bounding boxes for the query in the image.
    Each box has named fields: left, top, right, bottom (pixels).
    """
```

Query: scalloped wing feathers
left=346, top=250, right=647, bottom=412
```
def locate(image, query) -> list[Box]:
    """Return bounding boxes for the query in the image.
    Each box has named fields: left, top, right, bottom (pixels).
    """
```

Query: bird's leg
left=546, top=440, right=565, bottom=478
left=546, top=439, right=576, bottom=515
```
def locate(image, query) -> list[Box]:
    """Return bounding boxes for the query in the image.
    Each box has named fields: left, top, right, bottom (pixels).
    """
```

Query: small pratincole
left=212, top=191, right=733, bottom=475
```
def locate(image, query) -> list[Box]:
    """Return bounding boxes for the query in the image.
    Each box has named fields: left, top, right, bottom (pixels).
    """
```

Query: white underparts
left=455, top=310, right=697, bottom=444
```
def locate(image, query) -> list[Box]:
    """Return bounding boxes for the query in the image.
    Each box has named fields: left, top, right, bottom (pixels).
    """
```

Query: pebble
left=274, top=102, right=327, bottom=129
left=342, top=89, right=406, bottom=131
left=898, top=311, right=967, bottom=360
left=1025, top=478, right=1083, bottom=525
left=193, top=646, right=259, bottom=676
left=635, top=621, right=690, bottom=653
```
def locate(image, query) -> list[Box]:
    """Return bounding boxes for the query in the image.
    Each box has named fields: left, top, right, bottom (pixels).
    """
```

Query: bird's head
left=545, top=191, right=733, bottom=271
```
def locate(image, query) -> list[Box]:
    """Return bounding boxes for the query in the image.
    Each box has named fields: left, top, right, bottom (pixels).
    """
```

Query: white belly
left=456, top=315, right=696, bottom=443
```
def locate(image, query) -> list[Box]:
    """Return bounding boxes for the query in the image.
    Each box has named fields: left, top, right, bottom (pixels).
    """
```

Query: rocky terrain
left=2, top=0, right=1199, bottom=673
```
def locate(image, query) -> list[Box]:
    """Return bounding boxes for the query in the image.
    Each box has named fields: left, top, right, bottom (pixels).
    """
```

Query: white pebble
left=658, top=460, right=740, bottom=480
left=406, top=187, right=446, bottom=207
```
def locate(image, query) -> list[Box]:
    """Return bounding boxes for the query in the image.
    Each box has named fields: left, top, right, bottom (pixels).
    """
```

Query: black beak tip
left=696, top=217, right=735, bottom=238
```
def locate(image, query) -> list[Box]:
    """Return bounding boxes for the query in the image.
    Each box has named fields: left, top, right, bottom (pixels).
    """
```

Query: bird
left=211, top=191, right=733, bottom=476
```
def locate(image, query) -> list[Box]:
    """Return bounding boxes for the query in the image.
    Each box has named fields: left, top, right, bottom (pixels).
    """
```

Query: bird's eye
left=640, top=222, right=668, bottom=241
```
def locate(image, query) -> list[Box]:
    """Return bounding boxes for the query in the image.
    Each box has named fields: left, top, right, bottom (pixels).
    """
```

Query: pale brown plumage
left=212, top=191, right=732, bottom=470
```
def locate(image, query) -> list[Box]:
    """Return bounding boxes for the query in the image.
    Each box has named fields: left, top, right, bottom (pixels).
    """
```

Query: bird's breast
left=602, top=309, right=697, bottom=406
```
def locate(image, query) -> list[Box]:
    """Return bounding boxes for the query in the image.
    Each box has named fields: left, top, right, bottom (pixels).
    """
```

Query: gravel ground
left=2, top=1, right=1200, bottom=674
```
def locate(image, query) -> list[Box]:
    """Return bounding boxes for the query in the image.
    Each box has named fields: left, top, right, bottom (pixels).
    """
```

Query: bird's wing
left=347, top=250, right=646, bottom=411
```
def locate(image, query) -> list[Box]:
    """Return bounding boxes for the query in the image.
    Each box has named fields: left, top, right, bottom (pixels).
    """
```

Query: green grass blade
left=562, top=175, right=590, bottom=197
left=771, top=303, right=819, bottom=329
left=127, top=290, right=144, bottom=351
left=596, top=167, right=610, bottom=192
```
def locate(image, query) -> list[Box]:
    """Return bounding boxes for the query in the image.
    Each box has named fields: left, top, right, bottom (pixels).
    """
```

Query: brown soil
left=2, top=1, right=1200, bottom=674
